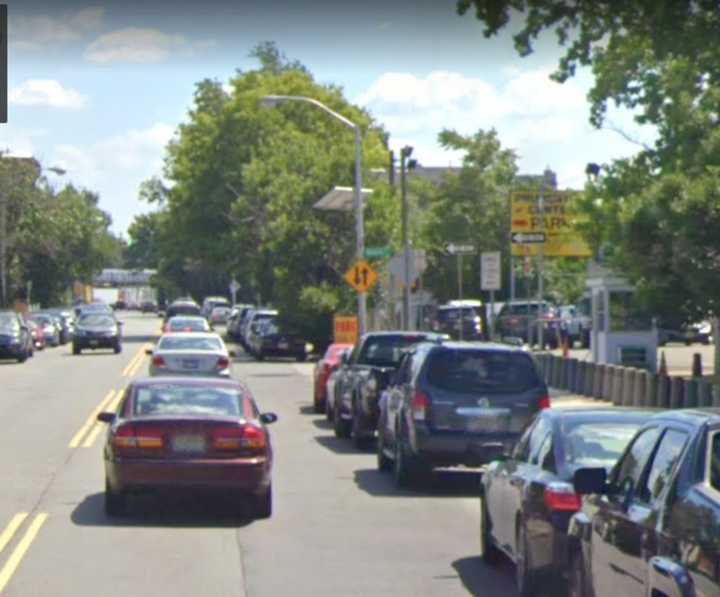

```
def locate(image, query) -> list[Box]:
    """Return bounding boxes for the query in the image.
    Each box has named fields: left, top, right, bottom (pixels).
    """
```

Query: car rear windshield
left=561, top=422, right=641, bottom=470
left=159, top=336, right=223, bottom=351
left=168, top=305, right=201, bottom=317
left=359, top=335, right=430, bottom=367
left=79, top=315, right=115, bottom=327
left=437, top=307, right=479, bottom=322
left=426, top=349, right=541, bottom=393
left=133, top=385, right=244, bottom=417
left=169, top=318, right=206, bottom=331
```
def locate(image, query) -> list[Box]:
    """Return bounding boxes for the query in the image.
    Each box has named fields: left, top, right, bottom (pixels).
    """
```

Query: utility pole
left=537, top=182, right=545, bottom=350
left=400, top=146, right=413, bottom=330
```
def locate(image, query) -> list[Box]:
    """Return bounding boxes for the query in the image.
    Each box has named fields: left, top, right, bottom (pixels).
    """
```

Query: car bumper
left=0, top=344, right=24, bottom=357
left=149, top=368, right=231, bottom=378
left=75, top=337, right=118, bottom=348
left=414, top=429, right=521, bottom=467
left=106, top=457, right=271, bottom=494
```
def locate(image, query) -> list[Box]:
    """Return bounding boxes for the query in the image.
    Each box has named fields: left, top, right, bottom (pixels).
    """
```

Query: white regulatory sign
left=481, top=251, right=501, bottom=291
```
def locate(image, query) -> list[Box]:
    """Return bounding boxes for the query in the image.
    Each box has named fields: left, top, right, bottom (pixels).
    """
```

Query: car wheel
left=567, top=549, right=586, bottom=597
left=254, top=485, right=272, bottom=519
left=105, top=479, right=126, bottom=517
left=17, top=350, right=28, bottom=363
left=333, top=400, right=351, bottom=439
left=72, top=344, right=81, bottom=355
left=480, top=496, right=502, bottom=564
left=515, top=522, right=535, bottom=597
left=351, top=405, right=372, bottom=450
left=376, top=427, right=392, bottom=472
left=313, top=391, right=325, bottom=415
left=114, top=341, right=122, bottom=354
left=393, top=434, right=425, bottom=488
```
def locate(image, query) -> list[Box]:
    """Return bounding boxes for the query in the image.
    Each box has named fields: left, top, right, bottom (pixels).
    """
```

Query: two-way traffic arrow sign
left=511, top=232, right=546, bottom=244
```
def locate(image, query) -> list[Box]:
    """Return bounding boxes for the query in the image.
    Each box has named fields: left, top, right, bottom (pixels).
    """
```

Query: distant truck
left=92, top=287, right=119, bottom=306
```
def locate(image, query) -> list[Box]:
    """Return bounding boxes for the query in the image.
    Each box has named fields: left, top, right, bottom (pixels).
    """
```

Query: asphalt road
left=0, top=313, right=521, bottom=597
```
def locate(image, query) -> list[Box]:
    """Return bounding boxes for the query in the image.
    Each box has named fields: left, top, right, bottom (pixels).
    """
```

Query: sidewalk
left=549, top=387, right=612, bottom=409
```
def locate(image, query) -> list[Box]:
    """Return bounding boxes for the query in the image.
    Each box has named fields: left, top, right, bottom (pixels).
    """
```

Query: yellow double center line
left=0, top=512, right=48, bottom=593
left=122, top=344, right=150, bottom=378
left=69, top=388, right=123, bottom=449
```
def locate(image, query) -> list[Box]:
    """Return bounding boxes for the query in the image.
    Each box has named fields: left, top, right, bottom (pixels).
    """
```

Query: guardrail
left=534, top=353, right=720, bottom=408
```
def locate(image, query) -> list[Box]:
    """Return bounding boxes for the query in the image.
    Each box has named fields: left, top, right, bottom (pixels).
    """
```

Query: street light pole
left=261, top=95, right=367, bottom=335
left=400, top=147, right=410, bottom=330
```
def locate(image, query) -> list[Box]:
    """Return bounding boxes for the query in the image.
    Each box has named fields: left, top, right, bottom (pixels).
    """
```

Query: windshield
left=437, top=307, right=479, bottom=322
left=426, top=349, right=541, bottom=393
left=561, top=422, right=641, bottom=470
left=78, top=315, right=115, bottom=327
left=0, top=314, right=18, bottom=331
left=168, top=305, right=201, bottom=316
left=359, top=336, right=429, bottom=367
left=133, top=385, right=243, bottom=418
left=158, top=336, right=223, bottom=351
left=168, top=318, right=207, bottom=332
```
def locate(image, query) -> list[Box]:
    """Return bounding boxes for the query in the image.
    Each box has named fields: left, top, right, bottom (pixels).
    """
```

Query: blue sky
left=3, top=0, right=655, bottom=234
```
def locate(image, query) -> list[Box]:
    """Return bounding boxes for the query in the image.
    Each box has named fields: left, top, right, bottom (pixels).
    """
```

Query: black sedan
left=568, top=408, right=720, bottom=597
left=251, top=320, right=307, bottom=362
left=0, top=311, right=33, bottom=362
left=480, top=408, right=651, bottom=597
left=73, top=313, right=122, bottom=354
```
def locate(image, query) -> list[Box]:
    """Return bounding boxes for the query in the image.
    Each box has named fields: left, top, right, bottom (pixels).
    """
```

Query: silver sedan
left=147, top=333, right=234, bottom=377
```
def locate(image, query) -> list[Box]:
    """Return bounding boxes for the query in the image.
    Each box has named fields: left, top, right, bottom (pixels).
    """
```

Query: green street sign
left=364, top=246, right=393, bottom=259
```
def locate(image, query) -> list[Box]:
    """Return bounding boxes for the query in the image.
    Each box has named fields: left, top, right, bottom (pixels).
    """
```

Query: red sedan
left=97, top=377, right=277, bottom=518
left=25, top=319, right=45, bottom=351
left=312, top=343, right=353, bottom=414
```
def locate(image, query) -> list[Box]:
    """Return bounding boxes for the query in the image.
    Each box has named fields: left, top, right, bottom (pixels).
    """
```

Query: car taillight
left=544, top=482, right=581, bottom=512
left=216, top=356, right=230, bottom=370
left=241, top=425, right=266, bottom=450
left=538, top=395, right=551, bottom=410
left=411, top=391, right=429, bottom=421
left=212, top=425, right=266, bottom=452
left=112, top=424, right=164, bottom=451
left=152, top=355, right=166, bottom=368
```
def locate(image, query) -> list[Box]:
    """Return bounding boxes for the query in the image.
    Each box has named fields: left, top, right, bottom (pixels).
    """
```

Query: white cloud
left=84, top=28, right=213, bottom=64
left=10, top=7, right=104, bottom=51
left=9, top=80, right=89, bottom=109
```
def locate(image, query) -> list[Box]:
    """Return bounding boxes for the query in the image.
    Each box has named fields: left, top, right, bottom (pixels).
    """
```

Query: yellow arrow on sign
left=344, top=259, right=378, bottom=294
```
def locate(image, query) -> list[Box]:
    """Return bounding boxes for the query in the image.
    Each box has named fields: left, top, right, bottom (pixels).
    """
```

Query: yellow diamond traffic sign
left=344, top=259, right=378, bottom=294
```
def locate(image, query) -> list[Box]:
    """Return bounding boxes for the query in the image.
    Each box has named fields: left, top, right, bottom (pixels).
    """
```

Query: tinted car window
left=710, top=432, right=720, bottom=492
left=79, top=315, right=115, bottom=327
left=426, top=349, right=541, bottom=393
left=513, top=419, right=538, bottom=462
left=158, top=336, right=222, bottom=351
left=613, top=427, right=662, bottom=496
left=437, top=307, right=478, bottom=322
left=527, top=417, right=552, bottom=464
left=168, top=304, right=201, bottom=317
left=640, top=429, right=688, bottom=504
left=562, top=422, right=641, bottom=471
left=134, top=385, right=242, bottom=417
left=168, top=318, right=207, bottom=332
left=537, top=433, right=556, bottom=472
left=359, top=336, right=429, bottom=367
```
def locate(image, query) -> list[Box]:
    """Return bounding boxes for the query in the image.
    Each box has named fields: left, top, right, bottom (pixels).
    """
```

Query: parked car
left=226, top=305, right=254, bottom=340
left=480, top=408, right=649, bottom=596
left=97, top=376, right=277, bottom=517
left=26, top=312, right=60, bottom=347
left=313, top=342, right=354, bottom=414
left=163, top=316, right=211, bottom=334
left=331, top=331, right=446, bottom=448
left=46, top=309, right=75, bottom=344
left=243, top=309, right=278, bottom=354
left=658, top=320, right=712, bottom=346
left=148, top=333, right=234, bottom=377
left=248, top=320, right=307, bottom=362
left=140, top=300, right=158, bottom=314
left=325, top=349, right=351, bottom=421
left=431, top=300, right=487, bottom=341
left=73, top=313, right=122, bottom=354
left=567, top=408, right=720, bottom=597
left=496, top=301, right=560, bottom=348
left=164, top=300, right=202, bottom=322
left=25, top=319, right=45, bottom=351
left=376, top=341, right=550, bottom=487
left=201, top=296, right=231, bottom=320
left=0, top=311, right=33, bottom=362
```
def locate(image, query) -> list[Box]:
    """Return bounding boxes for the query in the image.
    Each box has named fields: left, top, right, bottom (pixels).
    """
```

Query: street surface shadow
left=452, top=556, right=518, bottom=597
left=299, top=405, right=316, bottom=416
left=311, top=418, right=332, bottom=430
left=353, top=468, right=482, bottom=498
left=121, top=335, right=159, bottom=344
left=314, top=435, right=362, bottom=455
left=72, top=492, right=255, bottom=529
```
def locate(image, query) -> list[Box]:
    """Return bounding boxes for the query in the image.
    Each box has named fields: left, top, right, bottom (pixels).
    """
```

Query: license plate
left=457, top=407, right=510, bottom=433
left=278, top=342, right=289, bottom=350
left=89, top=340, right=99, bottom=346
left=182, top=359, right=199, bottom=369
left=172, top=435, right=205, bottom=454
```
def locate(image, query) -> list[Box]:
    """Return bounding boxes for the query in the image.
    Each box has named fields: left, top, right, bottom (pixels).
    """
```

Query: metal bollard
left=622, top=368, right=636, bottom=407
left=593, top=364, right=605, bottom=400
left=657, top=375, right=671, bottom=408
left=633, top=371, right=646, bottom=407
left=698, top=381, right=713, bottom=407
left=612, top=366, right=624, bottom=406
left=575, top=361, right=586, bottom=394
left=583, top=362, right=595, bottom=397
left=713, top=385, right=720, bottom=408
left=644, top=372, right=658, bottom=407
left=684, top=379, right=699, bottom=408
left=669, top=377, right=684, bottom=409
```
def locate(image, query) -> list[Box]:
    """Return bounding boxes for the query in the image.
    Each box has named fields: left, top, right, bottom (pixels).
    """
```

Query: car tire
left=114, top=341, right=122, bottom=354
left=313, top=391, right=324, bottom=415
left=351, top=404, right=372, bottom=450
left=567, top=548, right=587, bottom=597
left=515, top=522, right=535, bottom=597
left=254, top=485, right=272, bottom=519
left=333, top=400, right=351, bottom=439
left=325, top=395, right=334, bottom=422
left=376, top=427, right=392, bottom=472
left=17, top=350, right=28, bottom=363
left=393, top=434, right=426, bottom=488
left=105, top=479, right=126, bottom=517
left=72, top=344, right=81, bottom=355
left=480, top=496, right=502, bottom=564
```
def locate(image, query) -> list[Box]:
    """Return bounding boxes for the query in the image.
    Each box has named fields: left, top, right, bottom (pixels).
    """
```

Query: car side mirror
left=145, top=348, right=153, bottom=355
left=259, top=412, right=278, bottom=425
left=97, top=412, right=116, bottom=424
left=573, top=467, right=608, bottom=495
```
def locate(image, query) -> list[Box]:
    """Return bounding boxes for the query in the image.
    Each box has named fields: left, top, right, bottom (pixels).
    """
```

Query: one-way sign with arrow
left=446, top=243, right=475, bottom=255
left=511, top=232, right=546, bottom=244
